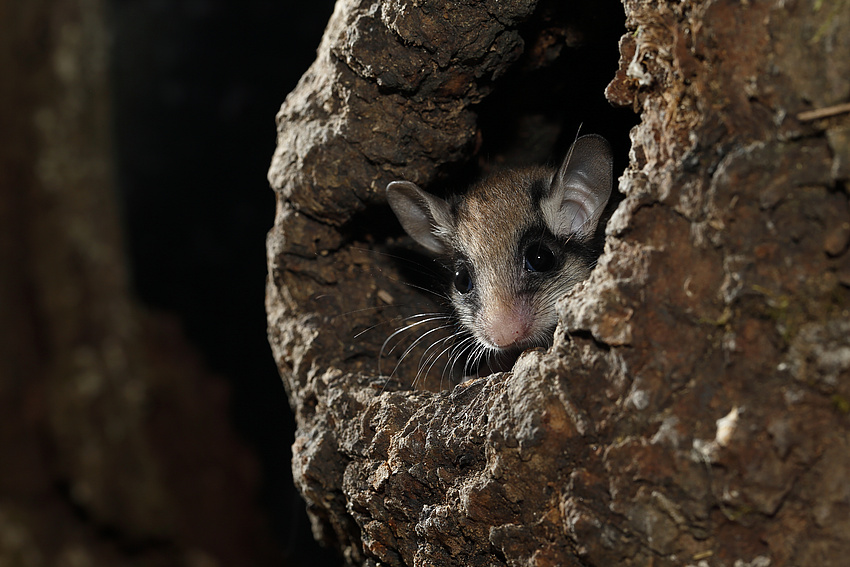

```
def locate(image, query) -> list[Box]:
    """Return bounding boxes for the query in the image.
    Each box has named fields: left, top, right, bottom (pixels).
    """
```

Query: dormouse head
left=387, top=134, right=613, bottom=355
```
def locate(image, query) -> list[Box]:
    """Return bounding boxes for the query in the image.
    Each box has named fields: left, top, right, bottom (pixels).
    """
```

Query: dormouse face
left=387, top=134, right=613, bottom=356
left=447, top=167, right=602, bottom=351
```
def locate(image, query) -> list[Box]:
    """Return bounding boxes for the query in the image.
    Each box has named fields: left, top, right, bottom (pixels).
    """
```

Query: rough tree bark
left=267, top=0, right=850, bottom=565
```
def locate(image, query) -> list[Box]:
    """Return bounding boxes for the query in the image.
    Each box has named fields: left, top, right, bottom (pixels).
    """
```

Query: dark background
left=107, top=0, right=634, bottom=564
left=109, top=0, right=339, bottom=564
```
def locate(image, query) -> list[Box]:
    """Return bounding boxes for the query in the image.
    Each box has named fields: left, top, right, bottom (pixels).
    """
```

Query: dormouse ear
left=541, top=134, right=613, bottom=239
left=386, top=181, right=454, bottom=255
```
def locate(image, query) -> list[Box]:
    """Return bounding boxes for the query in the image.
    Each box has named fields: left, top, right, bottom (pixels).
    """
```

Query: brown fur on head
left=387, top=134, right=613, bottom=363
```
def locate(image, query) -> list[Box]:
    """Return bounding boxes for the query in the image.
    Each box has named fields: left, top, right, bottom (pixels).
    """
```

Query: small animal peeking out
left=386, top=134, right=613, bottom=377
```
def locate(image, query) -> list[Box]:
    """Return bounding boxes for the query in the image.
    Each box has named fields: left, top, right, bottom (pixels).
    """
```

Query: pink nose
left=483, top=305, right=533, bottom=349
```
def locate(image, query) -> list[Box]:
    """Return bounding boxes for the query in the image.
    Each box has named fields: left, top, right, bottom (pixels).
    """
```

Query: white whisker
left=380, top=314, right=450, bottom=357
left=387, top=322, right=456, bottom=381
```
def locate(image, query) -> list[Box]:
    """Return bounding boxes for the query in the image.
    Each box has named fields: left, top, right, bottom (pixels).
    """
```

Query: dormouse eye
left=524, top=243, right=556, bottom=272
left=454, top=265, right=473, bottom=294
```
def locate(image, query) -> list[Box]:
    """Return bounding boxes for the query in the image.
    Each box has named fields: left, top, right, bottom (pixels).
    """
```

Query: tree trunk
left=266, top=0, right=850, bottom=565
